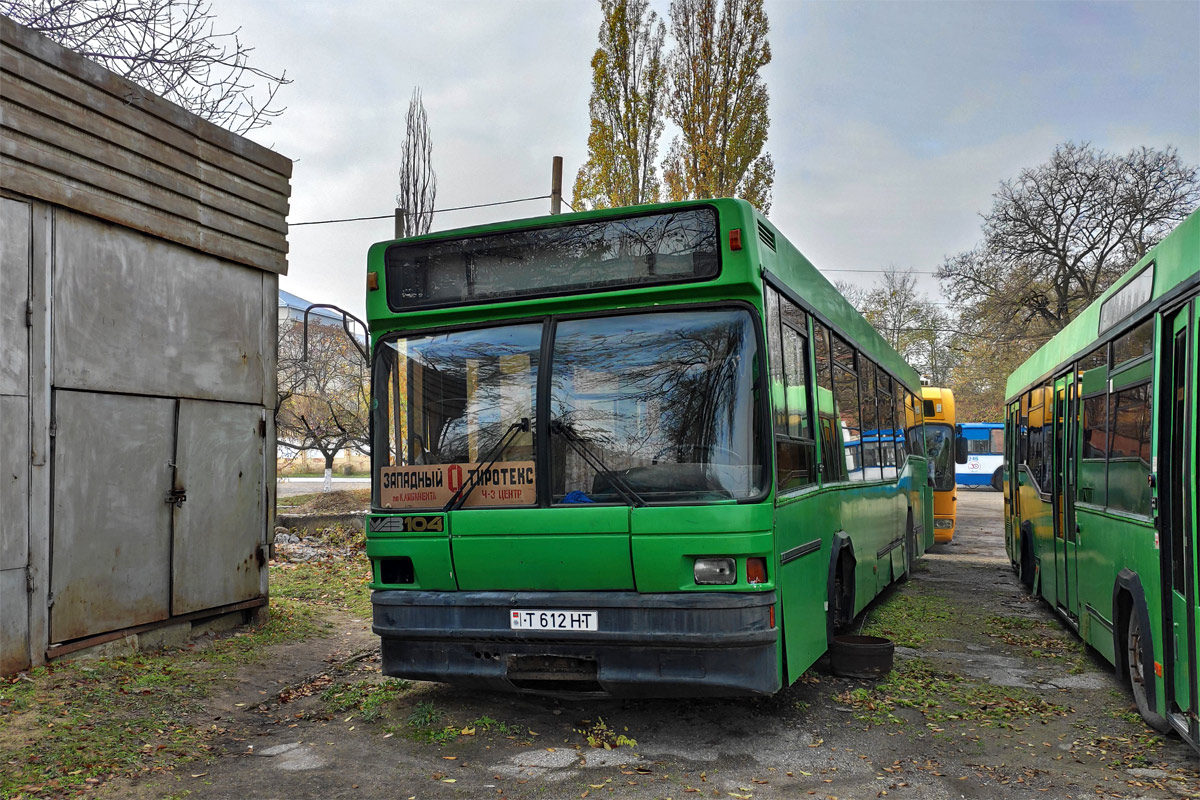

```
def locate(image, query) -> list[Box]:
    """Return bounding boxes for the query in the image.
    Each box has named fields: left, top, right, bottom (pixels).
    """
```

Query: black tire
left=897, top=511, right=915, bottom=583
left=991, top=468, right=1004, bottom=492
left=831, top=557, right=852, bottom=633
left=1017, top=523, right=1035, bottom=589
left=1125, top=611, right=1171, bottom=733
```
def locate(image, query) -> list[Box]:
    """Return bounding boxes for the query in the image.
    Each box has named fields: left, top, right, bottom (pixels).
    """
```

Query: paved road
left=276, top=477, right=370, bottom=498
left=103, top=489, right=1200, bottom=799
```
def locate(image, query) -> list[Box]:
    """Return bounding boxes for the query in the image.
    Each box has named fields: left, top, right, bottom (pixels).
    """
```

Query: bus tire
left=990, top=468, right=1003, bottom=492
left=1123, top=606, right=1172, bottom=733
left=1018, top=522, right=1035, bottom=589
left=897, top=510, right=915, bottom=583
left=831, top=553, right=854, bottom=634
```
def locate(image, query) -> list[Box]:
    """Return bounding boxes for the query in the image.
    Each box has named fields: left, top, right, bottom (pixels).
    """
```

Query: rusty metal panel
left=52, top=211, right=266, bottom=404
left=0, top=197, right=30, bottom=396
left=0, top=568, right=30, bottom=673
left=171, top=399, right=264, bottom=615
left=1, top=396, right=29, bottom=572
left=50, top=390, right=174, bottom=643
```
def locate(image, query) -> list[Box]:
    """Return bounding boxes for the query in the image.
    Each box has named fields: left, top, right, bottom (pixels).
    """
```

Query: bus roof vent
left=756, top=221, right=776, bottom=251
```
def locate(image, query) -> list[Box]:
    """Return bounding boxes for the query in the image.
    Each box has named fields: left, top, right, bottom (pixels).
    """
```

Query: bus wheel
left=1018, top=523, right=1034, bottom=589
left=831, top=556, right=853, bottom=632
left=897, top=511, right=915, bottom=583
left=991, top=469, right=1003, bottom=492
left=1125, top=612, right=1171, bottom=733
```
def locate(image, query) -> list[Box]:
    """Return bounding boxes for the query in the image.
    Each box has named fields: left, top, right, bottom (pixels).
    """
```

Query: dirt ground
left=97, top=490, right=1199, bottom=800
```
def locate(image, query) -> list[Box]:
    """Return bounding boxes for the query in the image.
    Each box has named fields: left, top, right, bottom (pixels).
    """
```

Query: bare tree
left=939, top=142, right=1199, bottom=334
left=396, top=87, right=437, bottom=237
left=3, top=0, right=289, bottom=133
left=849, top=267, right=958, bottom=385
left=276, top=319, right=369, bottom=491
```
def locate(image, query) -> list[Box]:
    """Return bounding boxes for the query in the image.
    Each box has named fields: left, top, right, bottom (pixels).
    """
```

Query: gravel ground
left=101, top=490, right=1200, bottom=800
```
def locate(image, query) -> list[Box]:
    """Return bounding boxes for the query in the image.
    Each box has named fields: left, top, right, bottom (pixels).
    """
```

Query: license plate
left=510, top=609, right=598, bottom=631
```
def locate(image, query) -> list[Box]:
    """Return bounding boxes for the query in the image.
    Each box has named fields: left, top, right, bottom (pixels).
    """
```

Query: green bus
left=1003, top=208, right=1199, bottom=749
left=364, top=199, right=934, bottom=696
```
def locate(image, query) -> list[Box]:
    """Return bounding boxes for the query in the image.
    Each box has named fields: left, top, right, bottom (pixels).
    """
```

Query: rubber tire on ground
left=991, top=468, right=1004, bottom=492
left=831, top=560, right=851, bottom=634
left=1126, top=611, right=1172, bottom=733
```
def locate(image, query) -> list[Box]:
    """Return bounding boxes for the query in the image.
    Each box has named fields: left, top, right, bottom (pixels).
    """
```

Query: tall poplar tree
left=573, top=0, right=668, bottom=210
left=663, top=0, right=774, bottom=211
left=396, top=87, right=437, bottom=237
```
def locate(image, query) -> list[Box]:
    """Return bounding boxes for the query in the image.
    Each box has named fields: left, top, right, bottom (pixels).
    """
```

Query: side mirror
left=954, top=424, right=968, bottom=465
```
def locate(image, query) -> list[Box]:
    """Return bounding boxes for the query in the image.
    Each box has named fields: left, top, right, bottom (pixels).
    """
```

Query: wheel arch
left=1112, top=568, right=1167, bottom=726
left=827, top=532, right=856, bottom=643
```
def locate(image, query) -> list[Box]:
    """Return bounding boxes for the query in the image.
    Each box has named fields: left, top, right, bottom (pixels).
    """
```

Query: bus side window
left=832, top=336, right=861, bottom=480
left=813, top=321, right=842, bottom=482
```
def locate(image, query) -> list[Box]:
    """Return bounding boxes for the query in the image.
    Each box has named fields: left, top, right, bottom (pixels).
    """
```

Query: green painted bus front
left=1003, top=208, right=1199, bottom=750
left=364, top=198, right=932, bottom=697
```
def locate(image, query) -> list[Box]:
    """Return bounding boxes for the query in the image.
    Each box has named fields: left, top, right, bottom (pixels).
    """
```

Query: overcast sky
left=232, top=0, right=1200, bottom=319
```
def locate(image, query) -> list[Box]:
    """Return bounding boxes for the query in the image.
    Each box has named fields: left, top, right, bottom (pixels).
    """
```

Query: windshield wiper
left=443, top=417, right=530, bottom=512
left=549, top=419, right=645, bottom=507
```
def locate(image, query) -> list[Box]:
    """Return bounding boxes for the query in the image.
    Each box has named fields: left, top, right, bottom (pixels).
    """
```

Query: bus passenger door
left=1052, top=371, right=1079, bottom=619
left=1162, top=302, right=1197, bottom=729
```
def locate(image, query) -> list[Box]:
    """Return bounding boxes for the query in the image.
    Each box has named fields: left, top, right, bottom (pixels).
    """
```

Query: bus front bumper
left=372, top=589, right=780, bottom=698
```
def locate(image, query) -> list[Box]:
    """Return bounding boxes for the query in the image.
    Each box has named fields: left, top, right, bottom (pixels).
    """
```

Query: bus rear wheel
left=990, top=468, right=1003, bottom=492
left=1125, top=612, right=1170, bottom=733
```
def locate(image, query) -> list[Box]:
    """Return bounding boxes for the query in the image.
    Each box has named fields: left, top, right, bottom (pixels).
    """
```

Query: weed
left=320, top=678, right=411, bottom=722
left=407, top=701, right=443, bottom=727
left=576, top=718, right=637, bottom=749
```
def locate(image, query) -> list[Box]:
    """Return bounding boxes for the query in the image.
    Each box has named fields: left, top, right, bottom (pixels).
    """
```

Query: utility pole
left=550, top=156, right=563, bottom=215
left=394, top=207, right=405, bottom=239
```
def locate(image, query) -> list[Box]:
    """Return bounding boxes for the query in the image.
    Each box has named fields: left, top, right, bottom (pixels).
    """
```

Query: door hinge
left=48, top=418, right=56, bottom=438
left=25, top=300, right=33, bottom=328
left=165, top=488, right=187, bottom=507
left=25, top=570, right=34, bottom=594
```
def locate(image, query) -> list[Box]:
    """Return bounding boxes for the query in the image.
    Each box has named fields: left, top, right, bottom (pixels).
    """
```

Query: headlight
left=934, top=518, right=954, bottom=529
left=694, top=557, right=736, bottom=585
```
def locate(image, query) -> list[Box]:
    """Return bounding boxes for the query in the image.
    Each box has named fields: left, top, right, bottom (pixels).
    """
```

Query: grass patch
left=0, top=588, right=327, bottom=797
left=859, top=592, right=954, bottom=647
left=271, top=556, right=373, bottom=619
left=320, top=678, right=411, bottom=722
left=836, top=660, right=1070, bottom=730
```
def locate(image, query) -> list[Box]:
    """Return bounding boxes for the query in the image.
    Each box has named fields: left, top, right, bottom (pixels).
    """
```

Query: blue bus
left=956, top=422, right=1004, bottom=491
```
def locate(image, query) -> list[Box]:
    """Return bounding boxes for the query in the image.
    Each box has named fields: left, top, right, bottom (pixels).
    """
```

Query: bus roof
left=367, top=198, right=923, bottom=396
left=1005, top=208, right=1200, bottom=401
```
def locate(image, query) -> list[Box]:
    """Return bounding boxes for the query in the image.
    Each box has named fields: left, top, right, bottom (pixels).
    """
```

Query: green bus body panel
left=629, top=503, right=773, bottom=535
left=631, top=532, right=775, bottom=593
left=450, top=506, right=633, bottom=591
left=451, top=534, right=636, bottom=591
left=366, top=537, right=455, bottom=591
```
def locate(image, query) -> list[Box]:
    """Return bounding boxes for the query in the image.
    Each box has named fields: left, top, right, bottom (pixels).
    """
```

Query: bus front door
left=1052, top=371, right=1079, bottom=620
left=1162, top=301, right=1197, bottom=732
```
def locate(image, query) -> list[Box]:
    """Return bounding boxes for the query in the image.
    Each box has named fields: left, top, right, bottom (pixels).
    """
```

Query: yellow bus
left=921, top=386, right=957, bottom=542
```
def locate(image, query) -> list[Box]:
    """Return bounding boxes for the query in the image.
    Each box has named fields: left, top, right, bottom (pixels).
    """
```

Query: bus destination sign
left=380, top=462, right=536, bottom=509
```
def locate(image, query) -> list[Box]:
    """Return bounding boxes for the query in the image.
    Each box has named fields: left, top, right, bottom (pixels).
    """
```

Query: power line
left=290, top=195, right=552, bottom=227
left=821, top=268, right=940, bottom=275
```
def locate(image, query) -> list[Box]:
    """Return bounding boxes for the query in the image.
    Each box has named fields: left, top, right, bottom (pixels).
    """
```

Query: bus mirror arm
left=302, top=304, right=370, bottom=364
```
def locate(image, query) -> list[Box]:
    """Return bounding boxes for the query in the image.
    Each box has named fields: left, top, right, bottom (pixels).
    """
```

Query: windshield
left=371, top=309, right=764, bottom=508
left=550, top=310, right=763, bottom=503
left=920, top=423, right=955, bottom=491
left=372, top=324, right=541, bottom=509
